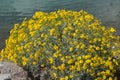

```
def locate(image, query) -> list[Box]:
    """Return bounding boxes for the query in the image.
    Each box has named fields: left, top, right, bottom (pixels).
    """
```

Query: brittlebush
left=0, top=10, right=120, bottom=80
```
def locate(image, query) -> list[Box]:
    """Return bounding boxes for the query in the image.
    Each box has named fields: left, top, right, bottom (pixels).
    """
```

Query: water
left=0, top=0, right=120, bottom=50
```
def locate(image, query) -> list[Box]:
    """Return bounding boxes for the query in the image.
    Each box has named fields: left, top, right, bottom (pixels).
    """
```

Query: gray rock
left=0, top=63, right=4, bottom=67
left=0, top=74, right=11, bottom=80
left=0, top=61, right=27, bottom=80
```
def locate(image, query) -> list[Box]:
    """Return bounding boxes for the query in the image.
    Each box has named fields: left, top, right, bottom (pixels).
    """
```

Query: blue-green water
left=0, top=0, right=120, bottom=49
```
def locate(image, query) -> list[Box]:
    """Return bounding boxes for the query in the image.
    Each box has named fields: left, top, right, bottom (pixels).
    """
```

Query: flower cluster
left=0, top=10, right=120, bottom=80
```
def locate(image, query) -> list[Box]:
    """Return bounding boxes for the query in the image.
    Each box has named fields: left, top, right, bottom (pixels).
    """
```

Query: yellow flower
left=86, top=69, right=90, bottom=73
left=69, top=65, right=76, bottom=71
left=113, top=59, right=118, bottom=65
left=80, top=34, right=85, bottom=38
left=84, top=55, right=91, bottom=59
left=83, top=63, right=87, bottom=69
left=85, top=14, right=93, bottom=22
left=32, top=61, right=36, bottom=65
left=69, top=75, right=74, bottom=78
left=90, top=63, right=94, bottom=67
left=76, top=45, right=79, bottom=48
left=49, top=57, right=53, bottom=64
left=107, top=43, right=111, bottom=48
left=95, top=46, right=100, bottom=50
left=61, top=57, right=65, bottom=62
left=53, top=72, right=57, bottom=78
left=73, top=33, right=76, bottom=37
left=85, top=59, right=91, bottom=63
left=65, top=76, right=68, bottom=80
left=103, top=75, right=106, bottom=79
left=34, top=52, right=39, bottom=59
left=41, top=64, right=45, bottom=68
left=58, top=53, right=62, bottom=57
left=79, top=60, right=83, bottom=63
left=30, top=54, right=33, bottom=59
left=109, top=65, right=113, bottom=70
left=67, top=59, right=73, bottom=64
left=22, top=61, right=27, bottom=66
left=52, top=66, right=57, bottom=70
left=49, top=28, right=55, bottom=35
left=106, top=70, right=111, bottom=75
left=54, top=45, right=58, bottom=50
left=69, top=47, right=73, bottom=52
left=80, top=43, right=85, bottom=49
left=53, top=53, right=59, bottom=58
left=109, top=77, right=113, bottom=80
left=65, top=56, right=70, bottom=59
left=58, top=64, right=65, bottom=71
left=60, top=78, right=65, bottom=80
left=109, top=27, right=116, bottom=32
left=22, top=57, right=29, bottom=62
left=75, top=29, right=78, bottom=33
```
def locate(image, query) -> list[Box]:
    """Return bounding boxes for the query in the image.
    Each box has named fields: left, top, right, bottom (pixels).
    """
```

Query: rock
left=0, top=61, right=27, bottom=80
left=0, top=74, right=11, bottom=80
left=0, top=63, right=4, bottom=67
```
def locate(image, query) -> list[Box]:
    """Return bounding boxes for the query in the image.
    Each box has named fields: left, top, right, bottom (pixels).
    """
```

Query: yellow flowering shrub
left=0, top=10, right=120, bottom=80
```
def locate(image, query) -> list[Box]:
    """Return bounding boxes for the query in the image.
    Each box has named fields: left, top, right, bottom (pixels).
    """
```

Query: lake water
left=0, top=0, right=120, bottom=50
